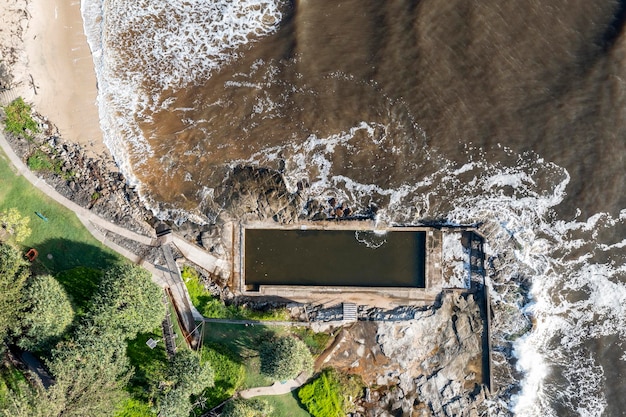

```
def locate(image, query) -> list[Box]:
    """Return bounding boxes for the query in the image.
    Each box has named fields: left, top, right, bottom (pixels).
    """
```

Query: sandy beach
left=1, top=0, right=107, bottom=158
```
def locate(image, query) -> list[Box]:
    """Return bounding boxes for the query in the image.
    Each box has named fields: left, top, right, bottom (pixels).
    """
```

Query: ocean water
left=81, top=1, right=626, bottom=415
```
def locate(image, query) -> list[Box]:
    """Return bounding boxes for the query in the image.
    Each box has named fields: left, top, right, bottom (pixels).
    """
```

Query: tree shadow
left=29, top=237, right=122, bottom=275
left=202, top=322, right=275, bottom=363
left=27, top=238, right=121, bottom=314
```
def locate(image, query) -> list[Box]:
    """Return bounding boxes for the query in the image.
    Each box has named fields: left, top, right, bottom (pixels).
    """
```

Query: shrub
left=259, top=335, right=313, bottom=381
left=16, top=274, right=74, bottom=351
left=182, top=265, right=289, bottom=321
left=221, top=398, right=272, bottom=417
left=114, top=398, right=156, bottom=417
left=298, top=369, right=363, bottom=417
left=0, top=208, right=31, bottom=243
left=26, top=148, right=73, bottom=179
left=156, top=350, right=214, bottom=417
left=3, top=97, right=39, bottom=139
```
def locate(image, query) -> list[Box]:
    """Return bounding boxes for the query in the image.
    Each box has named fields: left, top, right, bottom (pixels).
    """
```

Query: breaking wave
left=248, top=125, right=626, bottom=416
left=81, top=0, right=286, bottom=188
left=78, top=2, right=626, bottom=415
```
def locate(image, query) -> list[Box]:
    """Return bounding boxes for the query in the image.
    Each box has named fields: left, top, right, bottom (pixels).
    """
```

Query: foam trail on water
left=81, top=0, right=285, bottom=190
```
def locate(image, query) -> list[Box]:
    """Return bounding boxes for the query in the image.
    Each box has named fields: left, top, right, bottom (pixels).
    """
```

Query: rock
left=373, top=293, right=486, bottom=416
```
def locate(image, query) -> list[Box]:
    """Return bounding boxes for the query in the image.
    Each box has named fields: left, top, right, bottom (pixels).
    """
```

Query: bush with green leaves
left=0, top=208, right=31, bottom=244
left=15, top=274, right=74, bottom=351
left=182, top=265, right=289, bottom=321
left=89, top=264, right=165, bottom=339
left=259, top=335, right=313, bottom=381
left=2, top=97, right=39, bottom=139
left=0, top=243, right=29, bottom=343
left=26, top=149, right=74, bottom=179
left=221, top=398, right=273, bottom=417
left=156, top=349, right=214, bottom=417
left=298, top=369, right=363, bottom=417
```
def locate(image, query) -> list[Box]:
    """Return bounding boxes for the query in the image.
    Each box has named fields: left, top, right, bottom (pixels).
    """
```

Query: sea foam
left=81, top=0, right=285, bottom=191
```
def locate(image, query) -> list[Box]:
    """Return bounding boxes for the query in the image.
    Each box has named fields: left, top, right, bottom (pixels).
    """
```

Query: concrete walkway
left=171, top=235, right=230, bottom=278
left=0, top=131, right=198, bottom=327
left=0, top=132, right=156, bottom=246
left=201, top=317, right=310, bottom=327
left=239, top=372, right=310, bottom=399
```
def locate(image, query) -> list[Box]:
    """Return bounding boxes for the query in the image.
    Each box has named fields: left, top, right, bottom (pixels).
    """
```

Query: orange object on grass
left=25, top=248, right=38, bottom=262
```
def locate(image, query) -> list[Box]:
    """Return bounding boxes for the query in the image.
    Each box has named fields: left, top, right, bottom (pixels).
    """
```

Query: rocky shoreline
left=2, top=117, right=155, bottom=236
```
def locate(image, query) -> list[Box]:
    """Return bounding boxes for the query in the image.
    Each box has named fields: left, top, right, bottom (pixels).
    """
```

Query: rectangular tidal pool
left=244, top=229, right=426, bottom=288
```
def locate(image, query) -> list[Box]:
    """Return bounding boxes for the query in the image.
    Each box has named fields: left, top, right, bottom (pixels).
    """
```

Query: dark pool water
left=244, top=229, right=426, bottom=288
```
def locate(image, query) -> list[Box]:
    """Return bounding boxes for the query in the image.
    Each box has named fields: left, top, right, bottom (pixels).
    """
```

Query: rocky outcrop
left=213, top=165, right=302, bottom=223
left=371, top=293, right=488, bottom=417
left=316, top=293, right=489, bottom=417
left=4, top=128, right=154, bottom=236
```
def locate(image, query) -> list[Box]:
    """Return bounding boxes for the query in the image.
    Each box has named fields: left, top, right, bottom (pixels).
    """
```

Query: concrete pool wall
left=232, top=222, right=447, bottom=306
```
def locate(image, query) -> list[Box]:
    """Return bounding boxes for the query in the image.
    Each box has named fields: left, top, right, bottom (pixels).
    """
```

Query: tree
left=89, top=264, right=165, bottom=339
left=221, top=398, right=273, bottom=417
left=0, top=243, right=29, bottom=343
left=15, top=274, right=74, bottom=351
left=259, top=335, right=313, bottom=381
left=0, top=208, right=31, bottom=244
left=156, top=349, right=214, bottom=417
left=43, top=326, right=132, bottom=417
left=3, top=97, right=40, bottom=139
left=2, top=326, right=131, bottom=417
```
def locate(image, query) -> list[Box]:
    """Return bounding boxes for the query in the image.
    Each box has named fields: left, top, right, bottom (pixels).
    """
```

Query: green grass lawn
left=259, top=393, right=311, bottom=417
left=0, top=149, right=122, bottom=274
left=200, top=322, right=311, bottom=414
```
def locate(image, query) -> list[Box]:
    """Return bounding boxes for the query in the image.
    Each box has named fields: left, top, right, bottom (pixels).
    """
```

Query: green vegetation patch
left=198, top=343, right=245, bottom=410
left=0, top=149, right=122, bottom=274
left=114, top=397, right=156, bottom=417
left=126, top=330, right=169, bottom=403
left=2, top=97, right=39, bottom=139
left=0, top=363, right=27, bottom=409
left=257, top=393, right=311, bottom=417
left=292, top=327, right=332, bottom=356
left=298, top=369, right=363, bottom=417
left=182, top=265, right=289, bottom=321
left=26, top=148, right=73, bottom=180
left=201, top=322, right=279, bottom=389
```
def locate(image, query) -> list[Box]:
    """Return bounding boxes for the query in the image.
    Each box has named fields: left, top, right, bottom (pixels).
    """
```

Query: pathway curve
left=0, top=130, right=206, bottom=340
left=238, top=371, right=310, bottom=399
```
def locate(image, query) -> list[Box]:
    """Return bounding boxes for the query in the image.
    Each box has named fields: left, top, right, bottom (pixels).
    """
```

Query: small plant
left=26, top=149, right=54, bottom=172
left=298, top=368, right=364, bottom=417
left=27, top=148, right=72, bottom=180
left=91, top=192, right=101, bottom=201
left=3, top=97, right=39, bottom=139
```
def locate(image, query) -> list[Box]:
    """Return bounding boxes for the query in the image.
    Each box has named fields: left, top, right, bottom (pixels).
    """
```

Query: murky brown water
left=83, top=0, right=626, bottom=414
left=244, top=229, right=426, bottom=288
